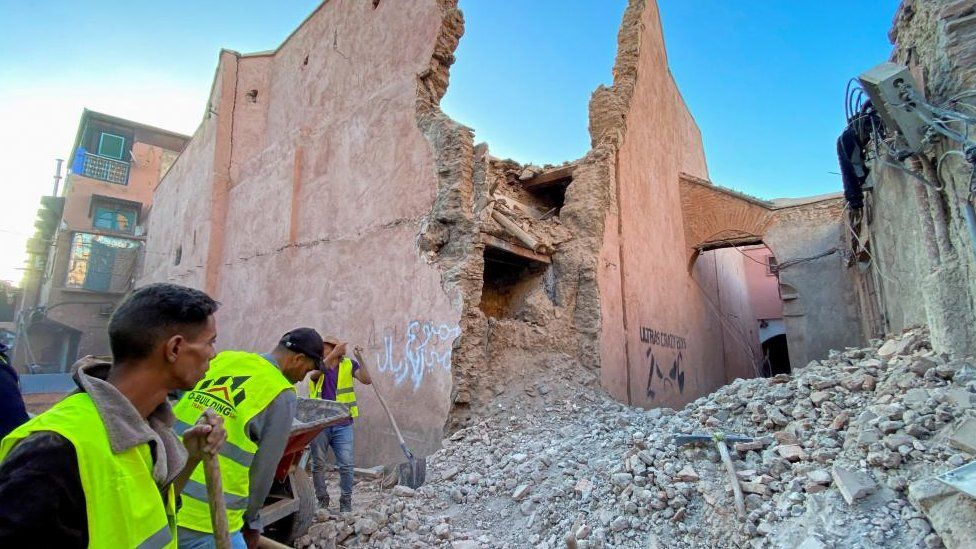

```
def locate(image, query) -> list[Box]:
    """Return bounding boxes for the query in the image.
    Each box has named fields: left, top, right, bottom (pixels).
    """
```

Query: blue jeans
left=177, top=527, right=247, bottom=549
left=310, top=423, right=354, bottom=500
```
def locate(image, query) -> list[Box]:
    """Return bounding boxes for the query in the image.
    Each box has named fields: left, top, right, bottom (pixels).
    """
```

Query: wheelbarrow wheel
left=271, top=467, right=316, bottom=545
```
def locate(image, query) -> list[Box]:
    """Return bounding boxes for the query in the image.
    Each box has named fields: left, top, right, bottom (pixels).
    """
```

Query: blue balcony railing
left=78, top=151, right=129, bottom=185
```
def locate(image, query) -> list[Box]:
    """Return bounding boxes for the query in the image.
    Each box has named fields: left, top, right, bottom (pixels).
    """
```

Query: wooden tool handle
left=201, top=409, right=231, bottom=549
left=716, top=440, right=746, bottom=518
left=353, top=349, right=407, bottom=447
left=257, top=535, right=294, bottom=548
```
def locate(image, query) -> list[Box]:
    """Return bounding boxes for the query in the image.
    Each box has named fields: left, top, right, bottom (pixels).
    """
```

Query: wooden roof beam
left=521, top=165, right=575, bottom=191
left=481, top=233, right=551, bottom=264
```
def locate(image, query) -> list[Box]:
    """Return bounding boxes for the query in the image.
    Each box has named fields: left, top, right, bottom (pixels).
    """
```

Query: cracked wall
left=142, top=0, right=466, bottom=466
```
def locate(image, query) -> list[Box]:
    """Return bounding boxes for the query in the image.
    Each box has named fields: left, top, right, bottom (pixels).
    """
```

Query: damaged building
left=139, top=0, right=866, bottom=466
left=845, top=0, right=976, bottom=358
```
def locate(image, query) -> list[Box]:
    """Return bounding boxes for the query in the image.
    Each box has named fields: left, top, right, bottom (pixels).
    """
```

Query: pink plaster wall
left=142, top=0, right=461, bottom=466
left=139, top=86, right=220, bottom=289
left=711, top=247, right=760, bottom=382
left=742, top=246, right=783, bottom=321
left=598, top=1, right=757, bottom=409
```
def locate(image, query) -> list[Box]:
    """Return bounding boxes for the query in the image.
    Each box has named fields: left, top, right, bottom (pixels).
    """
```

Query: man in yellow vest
left=0, top=283, right=227, bottom=548
left=174, top=327, right=338, bottom=549
left=307, top=335, right=371, bottom=512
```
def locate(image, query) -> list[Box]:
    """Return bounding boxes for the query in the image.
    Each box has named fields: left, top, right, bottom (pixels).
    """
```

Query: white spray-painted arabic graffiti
left=375, top=321, right=461, bottom=390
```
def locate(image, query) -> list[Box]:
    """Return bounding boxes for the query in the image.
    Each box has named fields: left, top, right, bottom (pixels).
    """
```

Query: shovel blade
left=397, top=457, right=427, bottom=489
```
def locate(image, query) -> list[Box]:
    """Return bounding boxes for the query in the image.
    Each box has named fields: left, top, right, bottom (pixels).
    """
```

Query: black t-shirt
left=0, top=432, right=87, bottom=547
left=0, top=360, right=28, bottom=439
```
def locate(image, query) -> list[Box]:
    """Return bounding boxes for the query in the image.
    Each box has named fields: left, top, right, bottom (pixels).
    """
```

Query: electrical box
left=858, top=62, right=930, bottom=153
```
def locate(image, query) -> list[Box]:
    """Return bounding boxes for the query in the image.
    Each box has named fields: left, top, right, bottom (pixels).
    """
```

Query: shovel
left=354, top=348, right=426, bottom=488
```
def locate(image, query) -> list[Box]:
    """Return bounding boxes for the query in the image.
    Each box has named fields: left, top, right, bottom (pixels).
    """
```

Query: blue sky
left=0, top=1, right=896, bottom=283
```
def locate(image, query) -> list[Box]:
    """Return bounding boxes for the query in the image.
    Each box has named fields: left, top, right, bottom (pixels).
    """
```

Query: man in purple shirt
left=307, top=336, right=371, bottom=512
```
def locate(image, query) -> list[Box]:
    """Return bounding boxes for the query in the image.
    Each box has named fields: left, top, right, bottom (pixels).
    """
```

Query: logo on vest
left=186, top=376, right=250, bottom=418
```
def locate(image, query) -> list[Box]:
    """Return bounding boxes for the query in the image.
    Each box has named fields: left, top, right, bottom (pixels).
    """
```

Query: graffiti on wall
left=640, top=326, right=687, bottom=400
left=374, top=320, right=461, bottom=391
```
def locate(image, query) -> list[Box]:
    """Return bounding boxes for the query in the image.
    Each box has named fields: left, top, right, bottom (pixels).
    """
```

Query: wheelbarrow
left=261, top=398, right=350, bottom=544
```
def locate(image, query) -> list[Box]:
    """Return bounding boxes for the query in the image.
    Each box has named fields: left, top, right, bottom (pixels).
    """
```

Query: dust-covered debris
left=296, top=327, right=976, bottom=548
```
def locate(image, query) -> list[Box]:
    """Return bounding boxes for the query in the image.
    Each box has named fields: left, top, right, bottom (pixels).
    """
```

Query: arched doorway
left=761, top=332, right=791, bottom=377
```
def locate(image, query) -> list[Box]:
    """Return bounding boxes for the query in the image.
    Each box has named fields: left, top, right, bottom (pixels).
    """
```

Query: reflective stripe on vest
left=336, top=357, right=358, bottom=418
left=0, top=393, right=176, bottom=548
left=173, top=351, right=295, bottom=533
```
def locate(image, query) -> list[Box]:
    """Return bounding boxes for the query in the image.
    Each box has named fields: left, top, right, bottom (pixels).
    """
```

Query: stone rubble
left=296, top=327, right=976, bottom=548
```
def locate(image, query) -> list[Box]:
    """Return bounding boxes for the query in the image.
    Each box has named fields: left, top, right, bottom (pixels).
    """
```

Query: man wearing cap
left=307, top=336, right=371, bottom=512
left=173, top=327, right=341, bottom=549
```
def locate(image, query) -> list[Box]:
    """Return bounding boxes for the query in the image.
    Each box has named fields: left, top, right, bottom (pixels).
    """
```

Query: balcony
left=78, top=151, right=129, bottom=185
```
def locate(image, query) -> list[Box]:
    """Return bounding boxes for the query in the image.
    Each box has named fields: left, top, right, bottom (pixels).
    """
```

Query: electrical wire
left=776, top=248, right=839, bottom=271
left=936, top=149, right=976, bottom=197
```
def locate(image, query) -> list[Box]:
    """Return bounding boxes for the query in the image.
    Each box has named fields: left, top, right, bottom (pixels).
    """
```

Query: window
left=97, top=132, right=126, bottom=160
left=93, top=205, right=137, bottom=234
left=66, top=233, right=140, bottom=292
left=766, top=255, right=778, bottom=276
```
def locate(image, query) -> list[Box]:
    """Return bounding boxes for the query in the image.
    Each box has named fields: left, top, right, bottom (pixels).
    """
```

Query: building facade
left=14, top=110, right=188, bottom=373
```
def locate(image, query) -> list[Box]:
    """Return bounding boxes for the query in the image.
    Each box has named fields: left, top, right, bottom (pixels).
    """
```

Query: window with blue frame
left=97, top=132, right=126, bottom=160
left=92, top=204, right=137, bottom=234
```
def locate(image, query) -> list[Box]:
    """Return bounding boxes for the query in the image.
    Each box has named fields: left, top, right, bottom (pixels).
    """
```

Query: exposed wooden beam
left=522, top=165, right=575, bottom=191
left=481, top=233, right=551, bottom=264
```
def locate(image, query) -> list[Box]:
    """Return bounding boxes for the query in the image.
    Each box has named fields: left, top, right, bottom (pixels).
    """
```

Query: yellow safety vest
left=307, top=358, right=358, bottom=418
left=173, top=351, right=294, bottom=533
left=0, top=392, right=177, bottom=548
left=309, top=372, right=324, bottom=400
left=336, top=357, right=358, bottom=418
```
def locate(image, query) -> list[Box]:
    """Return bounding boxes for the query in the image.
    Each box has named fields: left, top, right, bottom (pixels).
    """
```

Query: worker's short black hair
left=109, top=283, right=219, bottom=364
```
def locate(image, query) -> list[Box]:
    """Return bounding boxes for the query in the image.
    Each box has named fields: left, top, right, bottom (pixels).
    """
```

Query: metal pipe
left=962, top=200, right=976, bottom=259
left=52, top=159, right=63, bottom=196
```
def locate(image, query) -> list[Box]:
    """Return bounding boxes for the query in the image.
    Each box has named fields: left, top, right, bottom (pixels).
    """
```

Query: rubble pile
left=297, top=328, right=976, bottom=548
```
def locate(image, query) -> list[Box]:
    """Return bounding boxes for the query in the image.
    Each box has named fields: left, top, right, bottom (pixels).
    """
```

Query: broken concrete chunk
left=740, top=482, right=771, bottom=496
left=392, top=485, right=417, bottom=498
left=773, top=431, right=800, bottom=445
left=832, top=466, right=877, bottom=505
left=948, top=417, right=976, bottom=454
left=512, top=484, right=531, bottom=501
left=441, top=466, right=460, bottom=481
left=809, top=377, right=838, bottom=390
left=769, top=408, right=791, bottom=427
left=946, top=388, right=974, bottom=410
left=777, top=444, right=808, bottom=462
left=878, top=337, right=913, bottom=358
left=810, top=391, right=830, bottom=405
left=675, top=465, right=700, bottom=482
left=611, top=472, right=633, bottom=487
left=830, top=412, right=850, bottom=430
left=575, top=478, right=594, bottom=496
left=909, top=477, right=976, bottom=549
left=806, top=469, right=832, bottom=485
left=735, top=438, right=770, bottom=452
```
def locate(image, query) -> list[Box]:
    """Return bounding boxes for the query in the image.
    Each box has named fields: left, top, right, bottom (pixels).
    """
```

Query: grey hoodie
left=71, top=356, right=188, bottom=486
